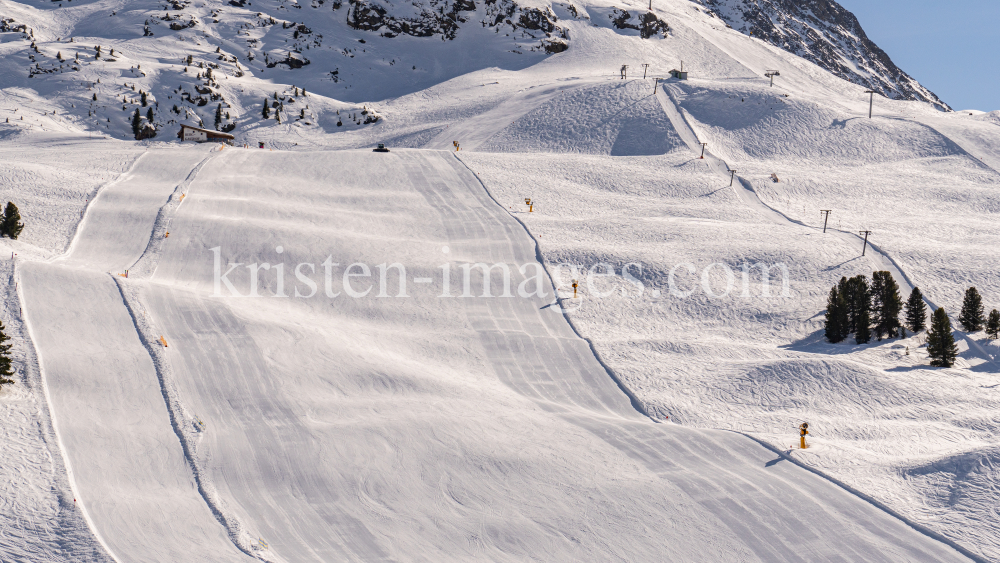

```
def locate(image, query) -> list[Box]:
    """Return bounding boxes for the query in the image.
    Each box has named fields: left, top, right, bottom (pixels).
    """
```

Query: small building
left=178, top=124, right=235, bottom=143
left=669, top=68, right=688, bottom=80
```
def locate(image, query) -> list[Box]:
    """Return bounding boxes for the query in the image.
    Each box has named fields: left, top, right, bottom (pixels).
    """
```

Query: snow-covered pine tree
left=262, top=100, right=270, bottom=119
left=146, top=107, right=153, bottom=123
left=0, top=320, right=14, bottom=388
left=926, top=307, right=958, bottom=367
left=959, top=287, right=985, bottom=332
left=141, top=91, right=148, bottom=107
left=824, top=286, right=849, bottom=343
left=92, top=93, right=97, bottom=101
left=987, top=309, right=1000, bottom=339
left=0, top=202, right=24, bottom=239
left=906, top=287, right=926, bottom=332
left=215, top=104, right=223, bottom=129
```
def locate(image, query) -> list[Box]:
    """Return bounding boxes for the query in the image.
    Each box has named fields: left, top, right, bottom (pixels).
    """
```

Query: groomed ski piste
left=1, top=0, right=999, bottom=561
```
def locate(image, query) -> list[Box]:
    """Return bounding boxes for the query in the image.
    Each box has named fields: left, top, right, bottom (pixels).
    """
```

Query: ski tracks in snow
left=111, top=146, right=277, bottom=561
left=17, top=146, right=261, bottom=562
left=654, top=80, right=996, bottom=560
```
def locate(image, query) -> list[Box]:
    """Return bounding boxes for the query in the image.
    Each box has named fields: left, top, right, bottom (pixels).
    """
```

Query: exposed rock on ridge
left=695, top=0, right=950, bottom=110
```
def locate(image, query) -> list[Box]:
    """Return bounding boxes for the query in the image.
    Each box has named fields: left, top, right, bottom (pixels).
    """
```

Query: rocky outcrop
left=266, top=53, right=311, bottom=69
left=696, top=0, right=949, bottom=110
left=610, top=9, right=669, bottom=39
left=346, top=0, right=565, bottom=44
left=347, top=0, right=473, bottom=39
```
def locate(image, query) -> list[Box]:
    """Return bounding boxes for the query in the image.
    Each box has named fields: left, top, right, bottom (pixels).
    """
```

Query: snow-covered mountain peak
left=694, top=0, right=949, bottom=110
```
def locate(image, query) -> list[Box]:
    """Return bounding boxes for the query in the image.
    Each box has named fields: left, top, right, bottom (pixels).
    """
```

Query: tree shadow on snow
left=782, top=328, right=903, bottom=355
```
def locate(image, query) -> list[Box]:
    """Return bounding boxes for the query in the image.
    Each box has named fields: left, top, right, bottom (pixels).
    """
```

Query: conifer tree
left=0, top=202, right=24, bottom=239
left=905, top=287, right=927, bottom=332
left=0, top=320, right=14, bottom=389
left=92, top=93, right=97, bottom=101
left=847, top=275, right=870, bottom=338
left=871, top=271, right=902, bottom=340
left=215, top=104, right=223, bottom=130
left=926, top=308, right=959, bottom=367
left=987, top=309, right=1000, bottom=340
left=262, top=100, right=270, bottom=119
left=959, top=287, right=985, bottom=332
left=131, top=108, right=142, bottom=138
left=141, top=90, right=148, bottom=107
left=837, top=276, right=854, bottom=332
left=825, top=286, right=848, bottom=343
left=855, top=304, right=871, bottom=344
left=146, top=107, right=154, bottom=124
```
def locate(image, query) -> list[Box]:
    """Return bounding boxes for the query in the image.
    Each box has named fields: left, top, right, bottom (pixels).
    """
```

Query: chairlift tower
left=864, top=90, right=877, bottom=118
left=820, top=210, right=832, bottom=233
left=765, top=70, right=780, bottom=87
left=859, top=230, right=872, bottom=256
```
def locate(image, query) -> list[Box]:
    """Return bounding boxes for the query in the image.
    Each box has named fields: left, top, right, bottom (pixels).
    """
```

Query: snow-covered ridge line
left=694, top=0, right=949, bottom=109
left=111, top=275, right=272, bottom=561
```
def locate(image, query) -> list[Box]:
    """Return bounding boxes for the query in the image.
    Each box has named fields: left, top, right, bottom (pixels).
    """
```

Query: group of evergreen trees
left=131, top=107, right=155, bottom=140
left=0, top=202, right=23, bottom=239
left=958, top=286, right=1000, bottom=338
left=825, top=271, right=904, bottom=344
left=825, top=277, right=999, bottom=369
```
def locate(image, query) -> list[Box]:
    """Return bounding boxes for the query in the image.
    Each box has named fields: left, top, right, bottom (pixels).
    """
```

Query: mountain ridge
left=694, top=0, right=949, bottom=110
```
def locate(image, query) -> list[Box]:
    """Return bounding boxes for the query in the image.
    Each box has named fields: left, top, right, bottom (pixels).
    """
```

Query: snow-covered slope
left=3, top=0, right=1000, bottom=561
left=11, top=145, right=978, bottom=562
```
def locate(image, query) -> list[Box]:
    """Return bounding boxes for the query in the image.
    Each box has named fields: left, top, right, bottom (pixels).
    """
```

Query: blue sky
left=835, top=0, right=999, bottom=111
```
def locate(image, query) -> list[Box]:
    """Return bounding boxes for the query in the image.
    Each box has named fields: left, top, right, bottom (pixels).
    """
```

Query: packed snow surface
left=1, top=0, right=999, bottom=560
